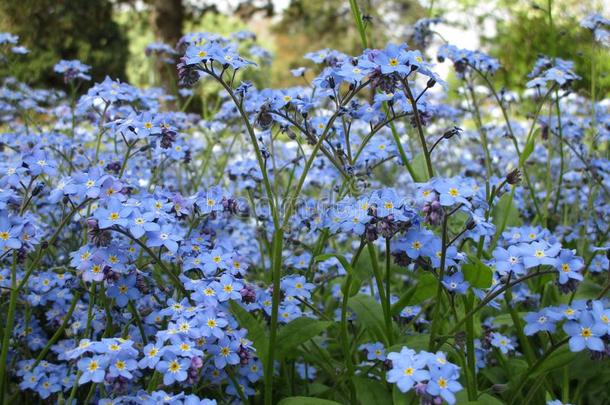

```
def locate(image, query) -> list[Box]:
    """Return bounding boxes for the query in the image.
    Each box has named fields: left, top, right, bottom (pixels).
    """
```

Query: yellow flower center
left=168, top=360, right=181, bottom=373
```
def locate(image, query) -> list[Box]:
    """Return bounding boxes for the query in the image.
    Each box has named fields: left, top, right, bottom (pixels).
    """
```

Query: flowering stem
left=367, top=242, right=393, bottom=345
left=382, top=103, right=418, bottom=181
left=508, top=337, right=569, bottom=404
left=110, top=227, right=188, bottom=297
left=207, top=70, right=280, bottom=227
left=340, top=241, right=365, bottom=402
left=462, top=294, right=477, bottom=400
left=401, top=78, right=434, bottom=178
left=435, top=270, right=556, bottom=349
left=118, top=140, right=136, bottom=179
left=65, top=370, right=82, bottom=405
left=128, top=300, right=148, bottom=345
left=551, top=92, right=565, bottom=217
left=84, top=282, right=97, bottom=339
left=428, top=213, right=448, bottom=350
left=227, top=368, right=248, bottom=404
left=348, top=0, right=369, bottom=49
left=34, top=291, right=82, bottom=367
left=0, top=253, right=18, bottom=402
left=352, top=111, right=410, bottom=163
left=17, top=198, right=94, bottom=292
left=384, top=237, right=392, bottom=337
left=469, top=65, right=548, bottom=222
left=264, top=228, right=284, bottom=405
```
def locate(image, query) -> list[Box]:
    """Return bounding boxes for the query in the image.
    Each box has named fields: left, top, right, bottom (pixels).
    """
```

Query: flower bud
left=506, top=168, right=522, bottom=185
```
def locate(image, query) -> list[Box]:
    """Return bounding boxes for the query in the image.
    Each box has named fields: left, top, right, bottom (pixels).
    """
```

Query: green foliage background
left=482, top=0, right=610, bottom=97
left=0, top=0, right=127, bottom=87
left=0, top=0, right=607, bottom=97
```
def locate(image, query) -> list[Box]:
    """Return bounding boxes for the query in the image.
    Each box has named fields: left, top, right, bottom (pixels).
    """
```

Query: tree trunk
left=148, top=0, right=183, bottom=98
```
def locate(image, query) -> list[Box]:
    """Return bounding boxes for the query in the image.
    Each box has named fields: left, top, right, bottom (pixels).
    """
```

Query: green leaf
left=411, top=152, right=430, bottom=182
left=276, top=318, right=331, bottom=359
left=348, top=294, right=388, bottom=344
left=392, top=386, right=414, bottom=405
left=493, top=313, right=525, bottom=327
left=506, top=358, right=529, bottom=377
left=314, top=253, right=353, bottom=275
left=492, top=192, right=522, bottom=229
left=353, top=377, right=391, bottom=405
left=229, top=301, right=268, bottom=369
left=462, top=256, right=493, bottom=289
left=477, top=393, right=506, bottom=405
left=390, top=286, right=416, bottom=316
left=520, top=130, right=537, bottom=165
left=387, top=334, right=431, bottom=353
left=277, top=396, right=342, bottom=405
left=410, top=272, right=437, bottom=303
left=574, top=279, right=603, bottom=300
left=530, top=346, right=576, bottom=378
left=481, top=366, right=506, bottom=385
left=456, top=391, right=505, bottom=405
left=315, top=253, right=358, bottom=296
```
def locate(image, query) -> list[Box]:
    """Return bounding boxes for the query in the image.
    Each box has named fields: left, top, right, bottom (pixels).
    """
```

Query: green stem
left=84, top=282, right=97, bottom=339
left=264, top=229, right=284, bottom=405
left=110, top=227, right=188, bottom=297
left=434, top=270, right=556, bottom=349
left=401, top=79, right=434, bottom=178
left=429, top=214, right=448, bottom=350
left=128, top=301, right=148, bottom=345
left=504, top=287, right=536, bottom=365
left=462, top=294, right=477, bottom=400
left=382, top=104, right=417, bottom=180
left=551, top=92, right=565, bottom=216
left=118, top=141, right=135, bottom=179
left=348, top=0, right=368, bottom=49
left=367, top=243, right=393, bottom=345
left=384, top=238, right=392, bottom=338
left=65, top=371, right=82, bottom=405
left=34, top=292, right=82, bottom=366
left=0, top=254, right=18, bottom=402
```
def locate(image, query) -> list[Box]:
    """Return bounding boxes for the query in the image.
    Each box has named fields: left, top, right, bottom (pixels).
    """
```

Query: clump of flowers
left=387, top=347, right=463, bottom=404
left=0, top=5, right=608, bottom=404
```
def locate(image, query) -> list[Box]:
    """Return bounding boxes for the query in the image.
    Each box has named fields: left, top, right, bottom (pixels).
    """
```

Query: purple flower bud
left=191, top=356, right=203, bottom=369
left=240, top=284, right=257, bottom=304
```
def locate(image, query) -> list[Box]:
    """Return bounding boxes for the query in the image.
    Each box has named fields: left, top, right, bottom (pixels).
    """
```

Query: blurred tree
left=476, top=0, right=609, bottom=96
left=145, top=0, right=184, bottom=96
left=0, top=0, right=127, bottom=87
left=271, top=0, right=426, bottom=85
